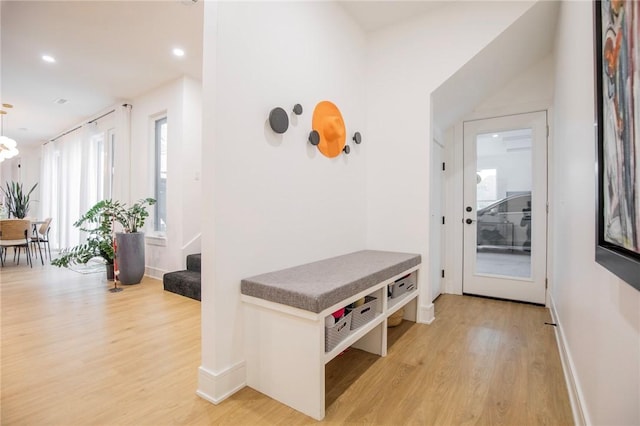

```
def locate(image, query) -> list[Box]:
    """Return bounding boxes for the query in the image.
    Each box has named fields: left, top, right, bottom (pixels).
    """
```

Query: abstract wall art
left=595, top=0, right=640, bottom=289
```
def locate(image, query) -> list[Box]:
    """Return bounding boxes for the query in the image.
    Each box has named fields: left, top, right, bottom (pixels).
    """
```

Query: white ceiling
left=339, top=1, right=448, bottom=32
left=1, top=0, right=204, bottom=147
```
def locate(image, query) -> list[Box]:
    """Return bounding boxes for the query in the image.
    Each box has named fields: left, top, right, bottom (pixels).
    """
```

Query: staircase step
left=163, top=270, right=201, bottom=301
left=186, top=254, right=201, bottom=273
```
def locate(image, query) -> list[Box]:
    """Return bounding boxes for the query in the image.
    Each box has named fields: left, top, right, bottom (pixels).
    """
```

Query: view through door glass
left=476, top=129, right=532, bottom=279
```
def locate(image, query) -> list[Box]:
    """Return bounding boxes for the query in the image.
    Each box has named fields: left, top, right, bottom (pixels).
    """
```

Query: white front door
left=462, top=112, right=547, bottom=304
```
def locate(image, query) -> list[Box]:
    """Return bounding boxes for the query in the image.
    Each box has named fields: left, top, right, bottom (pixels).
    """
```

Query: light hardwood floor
left=1, top=262, right=573, bottom=425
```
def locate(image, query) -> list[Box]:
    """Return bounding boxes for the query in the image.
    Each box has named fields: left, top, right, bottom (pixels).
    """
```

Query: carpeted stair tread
left=163, top=270, right=201, bottom=301
left=186, top=254, right=201, bottom=272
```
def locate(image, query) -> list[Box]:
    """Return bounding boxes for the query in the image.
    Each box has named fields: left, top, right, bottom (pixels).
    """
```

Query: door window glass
left=475, top=129, right=532, bottom=278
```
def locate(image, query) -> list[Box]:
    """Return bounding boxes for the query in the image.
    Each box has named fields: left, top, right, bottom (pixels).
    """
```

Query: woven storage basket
left=387, top=308, right=404, bottom=327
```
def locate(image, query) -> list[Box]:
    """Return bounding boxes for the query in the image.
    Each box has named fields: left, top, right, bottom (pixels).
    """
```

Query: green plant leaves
left=0, top=181, right=38, bottom=219
left=125, top=198, right=156, bottom=232
left=51, top=197, right=156, bottom=267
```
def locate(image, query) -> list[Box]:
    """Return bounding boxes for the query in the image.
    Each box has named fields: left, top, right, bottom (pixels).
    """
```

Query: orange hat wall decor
left=311, top=101, right=346, bottom=158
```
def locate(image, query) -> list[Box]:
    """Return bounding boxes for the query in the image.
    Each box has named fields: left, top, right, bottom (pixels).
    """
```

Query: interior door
left=462, top=112, right=547, bottom=304
left=431, top=139, right=444, bottom=301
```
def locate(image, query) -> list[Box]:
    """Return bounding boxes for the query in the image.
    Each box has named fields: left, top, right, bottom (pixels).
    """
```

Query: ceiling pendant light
left=0, top=136, right=19, bottom=162
left=0, top=106, right=19, bottom=162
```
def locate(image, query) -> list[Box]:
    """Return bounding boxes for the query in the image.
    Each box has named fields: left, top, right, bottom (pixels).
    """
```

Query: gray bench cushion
left=241, top=250, right=421, bottom=313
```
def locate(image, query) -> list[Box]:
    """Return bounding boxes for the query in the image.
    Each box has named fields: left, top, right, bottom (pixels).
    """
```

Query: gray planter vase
left=116, top=232, right=145, bottom=285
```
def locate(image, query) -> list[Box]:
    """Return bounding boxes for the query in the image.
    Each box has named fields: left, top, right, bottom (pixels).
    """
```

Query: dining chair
left=31, top=217, right=52, bottom=262
left=0, top=219, right=33, bottom=267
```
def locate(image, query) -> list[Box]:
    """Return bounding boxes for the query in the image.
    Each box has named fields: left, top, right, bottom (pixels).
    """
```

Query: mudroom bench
left=240, top=250, right=421, bottom=420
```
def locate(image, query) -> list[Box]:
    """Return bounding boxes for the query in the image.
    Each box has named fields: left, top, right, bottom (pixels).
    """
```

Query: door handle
left=465, top=218, right=476, bottom=224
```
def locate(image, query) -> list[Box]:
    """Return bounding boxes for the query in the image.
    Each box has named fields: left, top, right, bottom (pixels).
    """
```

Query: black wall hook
left=269, top=107, right=289, bottom=134
left=343, top=145, right=350, bottom=155
left=308, top=130, right=320, bottom=146
left=353, top=132, right=362, bottom=144
left=293, top=104, right=303, bottom=115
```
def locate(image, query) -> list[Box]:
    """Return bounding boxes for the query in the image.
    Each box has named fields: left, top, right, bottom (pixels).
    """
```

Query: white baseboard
left=549, top=295, right=588, bottom=426
left=418, top=302, right=435, bottom=324
left=145, top=266, right=166, bottom=280
left=196, top=361, right=246, bottom=404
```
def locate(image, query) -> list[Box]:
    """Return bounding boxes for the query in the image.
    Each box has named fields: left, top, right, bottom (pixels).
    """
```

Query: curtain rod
left=87, top=108, right=115, bottom=125
left=46, top=108, right=118, bottom=144
left=46, top=125, right=82, bottom=144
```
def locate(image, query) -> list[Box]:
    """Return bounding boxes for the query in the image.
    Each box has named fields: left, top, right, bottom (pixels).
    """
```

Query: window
left=154, top=117, right=167, bottom=233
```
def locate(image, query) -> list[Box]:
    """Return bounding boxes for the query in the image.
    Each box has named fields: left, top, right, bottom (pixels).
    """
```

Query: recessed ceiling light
left=53, top=98, right=69, bottom=105
left=492, top=134, right=499, bottom=138
left=172, top=48, right=185, bottom=57
left=42, top=55, right=56, bottom=63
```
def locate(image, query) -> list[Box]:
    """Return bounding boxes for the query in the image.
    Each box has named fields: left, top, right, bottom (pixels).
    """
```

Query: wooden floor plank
left=1, top=263, right=573, bottom=425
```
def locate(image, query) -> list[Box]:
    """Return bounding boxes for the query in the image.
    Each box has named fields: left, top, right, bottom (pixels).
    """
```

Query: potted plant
left=0, top=181, right=38, bottom=218
left=51, top=199, right=116, bottom=278
left=113, top=198, right=156, bottom=285
left=51, top=198, right=155, bottom=283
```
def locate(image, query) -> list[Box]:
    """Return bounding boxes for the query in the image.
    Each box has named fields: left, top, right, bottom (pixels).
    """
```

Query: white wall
left=365, top=1, right=535, bottom=318
left=473, top=54, right=555, bottom=117
left=179, top=77, right=202, bottom=258
left=199, top=0, right=367, bottom=402
left=552, top=2, right=640, bottom=425
left=129, top=76, right=202, bottom=278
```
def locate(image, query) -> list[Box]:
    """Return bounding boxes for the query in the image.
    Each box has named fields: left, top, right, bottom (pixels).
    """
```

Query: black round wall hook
left=343, top=145, right=350, bottom=155
left=293, top=104, right=303, bottom=115
left=269, top=107, right=289, bottom=134
left=308, top=130, right=320, bottom=146
left=352, top=132, right=362, bottom=144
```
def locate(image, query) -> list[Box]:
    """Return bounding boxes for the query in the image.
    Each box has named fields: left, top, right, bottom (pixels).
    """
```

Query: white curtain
left=39, top=142, right=59, bottom=247
left=59, top=130, right=83, bottom=247
left=41, top=114, right=118, bottom=251
left=80, top=123, right=102, bottom=217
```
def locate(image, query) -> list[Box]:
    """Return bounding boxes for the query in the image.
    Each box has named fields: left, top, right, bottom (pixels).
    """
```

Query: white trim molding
left=418, top=302, right=435, bottom=324
left=196, top=361, right=246, bottom=404
left=549, top=295, right=588, bottom=426
left=181, top=235, right=202, bottom=269
left=145, top=235, right=167, bottom=247
left=144, top=266, right=167, bottom=281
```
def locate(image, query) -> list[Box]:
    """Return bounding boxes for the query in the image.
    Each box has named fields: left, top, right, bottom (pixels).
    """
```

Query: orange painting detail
left=312, top=101, right=346, bottom=158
